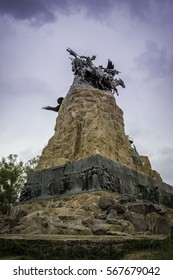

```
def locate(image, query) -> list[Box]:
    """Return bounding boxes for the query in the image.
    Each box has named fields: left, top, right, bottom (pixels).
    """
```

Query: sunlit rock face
left=36, top=88, right=160, bottom=181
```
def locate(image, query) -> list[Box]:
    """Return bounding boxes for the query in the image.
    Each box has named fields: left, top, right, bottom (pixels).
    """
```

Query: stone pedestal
left=20, top=87, right=173, bottom=207
left=36, top=88, right=161, bottom=179
left=36, top=88, right=131, bottom=169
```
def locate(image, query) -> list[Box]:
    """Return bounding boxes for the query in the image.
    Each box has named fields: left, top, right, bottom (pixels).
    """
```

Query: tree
left=25, top=155, right=40, bottom=175
left=0, top=154, right=39, bottom=215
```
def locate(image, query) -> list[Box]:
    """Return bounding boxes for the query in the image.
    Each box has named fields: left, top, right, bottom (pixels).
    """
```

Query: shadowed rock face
left=19, top=154, right=173, bottom=209
left=36, top=88, right=161, bottom=181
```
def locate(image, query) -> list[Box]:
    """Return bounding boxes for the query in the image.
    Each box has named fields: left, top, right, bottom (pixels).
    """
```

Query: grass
left=0, top=237, right=173, bottom=260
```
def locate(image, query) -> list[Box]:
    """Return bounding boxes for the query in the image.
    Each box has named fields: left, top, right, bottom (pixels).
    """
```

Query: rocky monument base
left=1, top=190, right=173, bottom=237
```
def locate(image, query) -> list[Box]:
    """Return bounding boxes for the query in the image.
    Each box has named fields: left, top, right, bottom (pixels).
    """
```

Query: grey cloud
left=70, top=0, right=156, bottom=21
left=134, top=40, right=173, bottom=78
left=155, top=155, right=173, bottom=185
left=0, top=0, right=168, bottom=24
left=69, top=0, right=155, bottom=22
left=151, top=146, right=173, bottom=185
left=0, top=0, right=114, bottom=23
left=122, top=0, right=150, bottom=20
left=160, top=147, right=173, bottom=156
left=71, top=0, right=117, bottom=20
left=125, top=0, right=173, bottom=22
left=0, top=0, right=69, bottom=23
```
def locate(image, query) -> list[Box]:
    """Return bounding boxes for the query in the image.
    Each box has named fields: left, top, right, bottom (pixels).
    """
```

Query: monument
left=19, top=48, right=173, bottom=209
left=0, top=48, right=173, bottom=259
left=1, top=48, right=173, bottom=239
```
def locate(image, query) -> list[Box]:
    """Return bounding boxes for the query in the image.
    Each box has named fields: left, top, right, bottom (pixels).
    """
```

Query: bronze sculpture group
left=67, top=47, right=125, bottom=95
left=42, top=48, right=125, bottom=112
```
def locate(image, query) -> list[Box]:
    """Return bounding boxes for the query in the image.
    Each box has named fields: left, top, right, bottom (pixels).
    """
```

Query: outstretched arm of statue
left=42, top=105, right=60, bottom=112
left=42, top=97, right=63, bottom=112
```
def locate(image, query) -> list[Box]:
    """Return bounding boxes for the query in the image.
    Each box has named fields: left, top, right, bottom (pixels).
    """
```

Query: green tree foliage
left=25, top=155, right=40, bottom=175
left=0, top=154, right=39, bottom=215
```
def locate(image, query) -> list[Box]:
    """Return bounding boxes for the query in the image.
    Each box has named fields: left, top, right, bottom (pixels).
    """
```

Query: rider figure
left=80, top=55, right=96, bottom=68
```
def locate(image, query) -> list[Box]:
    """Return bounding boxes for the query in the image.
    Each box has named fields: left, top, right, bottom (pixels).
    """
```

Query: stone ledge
left=0, top=233, right=167, bottom=241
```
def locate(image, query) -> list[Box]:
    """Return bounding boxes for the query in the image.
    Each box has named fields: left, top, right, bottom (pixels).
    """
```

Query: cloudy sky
left=0, top=0, right=173, bottom=185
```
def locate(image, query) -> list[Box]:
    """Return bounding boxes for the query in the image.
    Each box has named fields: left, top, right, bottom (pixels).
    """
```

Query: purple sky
left=0, top=0, right=173, bottom=185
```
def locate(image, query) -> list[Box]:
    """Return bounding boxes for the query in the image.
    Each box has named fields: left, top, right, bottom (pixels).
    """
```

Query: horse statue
left=109, top=78, right=125, bottom=95
left=89, top=67, right=125, bottom=95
